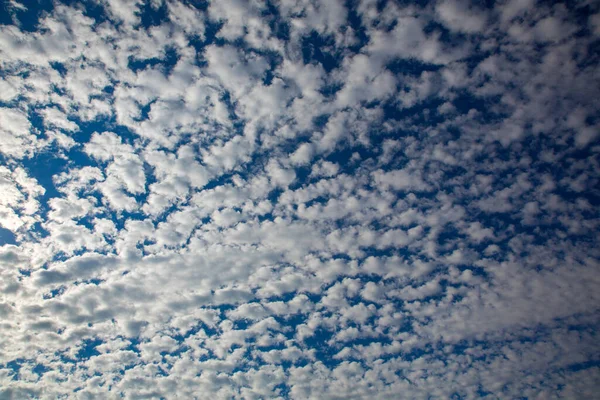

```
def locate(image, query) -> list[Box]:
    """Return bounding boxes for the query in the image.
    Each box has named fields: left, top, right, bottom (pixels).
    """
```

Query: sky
left=0, top=0, right=599, bottom=398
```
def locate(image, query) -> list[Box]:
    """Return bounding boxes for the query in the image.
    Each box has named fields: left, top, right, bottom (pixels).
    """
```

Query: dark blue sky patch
left=0, top=0, right=54, bottom=31
left=0, top=227, right=17, bottom=245
left=128, top=46, right=179, bottom=75
left=32, top=363, right=50, bottom=376
left=138, top=0, right=169, bottom=29
left=76, top=338, right=103, bottom=360
left=302, top=32, right=341, bottom=72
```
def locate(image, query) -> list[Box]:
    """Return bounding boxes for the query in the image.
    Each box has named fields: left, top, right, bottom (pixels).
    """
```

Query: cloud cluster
left=0, top=0, right=599, bottom=398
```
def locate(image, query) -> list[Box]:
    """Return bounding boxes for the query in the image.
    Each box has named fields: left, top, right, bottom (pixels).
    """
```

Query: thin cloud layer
left=0, top=0, right=599, bottom=398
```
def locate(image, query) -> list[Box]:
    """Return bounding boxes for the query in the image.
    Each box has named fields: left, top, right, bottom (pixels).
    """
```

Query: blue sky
left=0, top=0, right=599, bottom=398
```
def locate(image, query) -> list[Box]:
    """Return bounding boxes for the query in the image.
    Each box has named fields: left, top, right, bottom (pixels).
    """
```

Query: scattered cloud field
left=0, top=0, right=599, bottom=398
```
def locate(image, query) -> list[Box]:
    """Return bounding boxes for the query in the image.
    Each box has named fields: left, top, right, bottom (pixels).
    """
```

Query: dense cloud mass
left=0, top=0, right=599, bottom=398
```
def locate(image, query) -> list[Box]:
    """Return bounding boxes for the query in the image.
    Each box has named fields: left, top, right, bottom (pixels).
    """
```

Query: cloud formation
left=0, top=0, right=599, bottom=398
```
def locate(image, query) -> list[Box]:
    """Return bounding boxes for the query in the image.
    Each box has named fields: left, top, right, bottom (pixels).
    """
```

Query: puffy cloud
left=0, top=107, right=37, bottom=159
left=435, top=0, right=488, bottom=34
left=0, top=166, right=45, bottom=233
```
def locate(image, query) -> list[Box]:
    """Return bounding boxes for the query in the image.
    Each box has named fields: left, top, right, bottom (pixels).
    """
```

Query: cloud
left=436, top=0, right=488, bottom=34
left=0, top=166, right=45, bottom=232
left=0, top=0, right=599, bottom=398
left=0, top=107, right=37, bottom=159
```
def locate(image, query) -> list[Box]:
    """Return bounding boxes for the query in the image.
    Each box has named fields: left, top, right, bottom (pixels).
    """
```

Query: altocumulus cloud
left=0, top=0, right=599, bottom=398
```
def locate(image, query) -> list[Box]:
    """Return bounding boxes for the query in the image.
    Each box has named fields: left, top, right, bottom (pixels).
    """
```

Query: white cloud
left=0, top=107, right=38, bottom=159
left=372, top=168, right=431, bottom=192
left=436, top=0, right=488, bottom=34
left=0, top=166, right=44, bottom=233
left=204, top=44, right=269, bottom=99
